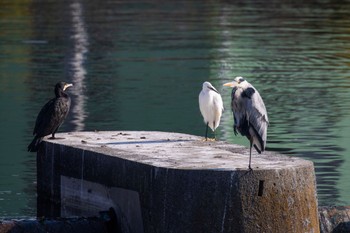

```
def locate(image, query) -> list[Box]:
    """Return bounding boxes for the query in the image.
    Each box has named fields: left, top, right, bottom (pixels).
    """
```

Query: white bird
left=199, top=81, right=224, bottom=141
left=224, top=77, right=269, bottom=170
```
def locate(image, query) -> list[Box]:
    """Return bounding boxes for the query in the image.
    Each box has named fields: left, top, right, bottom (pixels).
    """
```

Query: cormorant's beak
left=223, top=81, right=236, bottom=87
left=63, top=83, right=73, bottom=91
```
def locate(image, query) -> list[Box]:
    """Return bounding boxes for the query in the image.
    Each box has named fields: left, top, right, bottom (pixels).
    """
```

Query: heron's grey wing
left=250, top=89, right=269, bottom=124
left=243, top=88, right=268, bottom=148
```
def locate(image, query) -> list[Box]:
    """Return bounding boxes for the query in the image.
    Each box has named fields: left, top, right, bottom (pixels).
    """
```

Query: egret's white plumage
left=199, top=81, right=224, bottom=140
left=224, top=77, right=268, bottom=169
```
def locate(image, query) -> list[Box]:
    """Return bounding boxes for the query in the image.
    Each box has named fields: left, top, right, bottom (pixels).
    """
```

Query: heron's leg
left=233, top=124, right=238, bottom=136
left=248, top=140, right=253, bottom=170
left=205, top=122, right=209, bottom=141
left=233, top=115, right=238, bottom=136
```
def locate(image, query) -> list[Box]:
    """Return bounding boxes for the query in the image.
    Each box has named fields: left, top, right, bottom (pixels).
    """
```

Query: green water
left=1, top=0, right=350, bottom=216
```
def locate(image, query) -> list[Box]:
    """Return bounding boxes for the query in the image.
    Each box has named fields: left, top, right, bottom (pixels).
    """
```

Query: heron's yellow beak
left=63, top=83, right=73, bottom=91
left=223, top=82, right=235, bottom=87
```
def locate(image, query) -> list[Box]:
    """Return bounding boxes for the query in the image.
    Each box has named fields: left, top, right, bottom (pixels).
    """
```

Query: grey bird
left=224, top=77, right=269, bottom=169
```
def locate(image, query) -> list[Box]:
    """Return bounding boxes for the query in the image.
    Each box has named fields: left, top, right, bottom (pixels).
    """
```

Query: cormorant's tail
left=27, top=137, right=43, bottom=152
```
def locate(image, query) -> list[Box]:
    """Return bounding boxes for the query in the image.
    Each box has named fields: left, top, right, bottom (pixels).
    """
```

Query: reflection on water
left=0, top=0, right=350, bottom=216
left=67, top=1, right=88, bottom=131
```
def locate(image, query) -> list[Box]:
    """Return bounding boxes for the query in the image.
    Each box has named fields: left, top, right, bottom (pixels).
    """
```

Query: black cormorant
left=28, top=82, right=73, bottom=152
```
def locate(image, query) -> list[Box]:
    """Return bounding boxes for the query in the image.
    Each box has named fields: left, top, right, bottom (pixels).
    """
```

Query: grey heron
left=223, top=77, right=268, bottom=169
left=28, top=82, right=73, bottom=152
left=199, top=81, right=224, bottom=140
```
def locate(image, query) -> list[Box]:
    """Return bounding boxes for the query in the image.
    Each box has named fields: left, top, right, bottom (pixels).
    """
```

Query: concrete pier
left=37, top=131, right=319, bottom=233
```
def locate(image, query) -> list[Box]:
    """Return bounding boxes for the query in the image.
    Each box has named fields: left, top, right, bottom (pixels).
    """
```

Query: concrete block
left=37, top=131, right=319, bottom=233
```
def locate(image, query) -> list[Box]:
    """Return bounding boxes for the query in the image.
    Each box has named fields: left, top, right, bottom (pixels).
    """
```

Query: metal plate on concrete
left=61, top=176, right=143, bottom=233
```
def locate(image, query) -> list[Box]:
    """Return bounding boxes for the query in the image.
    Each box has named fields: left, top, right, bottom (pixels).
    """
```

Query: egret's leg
left=205, top=122, right=209, bottom=141
left=213, top=121, right=216, bottom=140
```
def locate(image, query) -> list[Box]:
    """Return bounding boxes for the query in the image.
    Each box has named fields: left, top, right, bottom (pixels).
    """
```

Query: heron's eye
left=238, top=78, right=245, bottom=83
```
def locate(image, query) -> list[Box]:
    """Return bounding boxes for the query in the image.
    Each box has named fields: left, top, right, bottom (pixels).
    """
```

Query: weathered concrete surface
left=319, top=206, right=350, bottom=233
left=37, top=131, right=319, bottom=233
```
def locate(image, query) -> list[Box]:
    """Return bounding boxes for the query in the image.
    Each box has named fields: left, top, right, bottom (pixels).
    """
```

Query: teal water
left=1, top=0, right=350, bottom=217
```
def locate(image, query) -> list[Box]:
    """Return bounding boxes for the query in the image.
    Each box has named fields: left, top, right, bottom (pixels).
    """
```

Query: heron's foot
left=248, top=165, right=253, bottom=171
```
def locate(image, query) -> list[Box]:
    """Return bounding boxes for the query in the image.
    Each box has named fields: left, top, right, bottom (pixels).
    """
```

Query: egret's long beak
left=208, top=86, right=219, bottom=94
left=223, top=81, right=236, bottom=87
left=63, top=83, right=73, bottom=91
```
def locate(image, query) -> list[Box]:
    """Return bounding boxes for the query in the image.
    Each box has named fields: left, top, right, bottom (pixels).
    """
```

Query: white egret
left=199, top=81, right=224, bottom=140
left=223, top=77, right=269, bottom=170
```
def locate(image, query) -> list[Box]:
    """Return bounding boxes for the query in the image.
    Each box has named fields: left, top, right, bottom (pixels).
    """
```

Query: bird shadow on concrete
left=103, top=139, right=194, bottom=145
